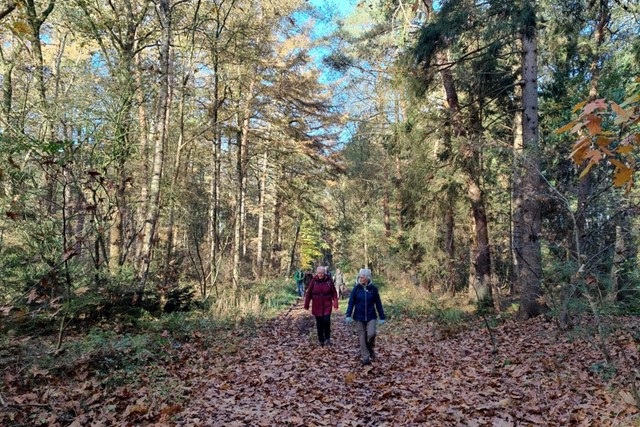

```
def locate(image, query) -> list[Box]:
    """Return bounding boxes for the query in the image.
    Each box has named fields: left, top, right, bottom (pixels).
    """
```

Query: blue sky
left=305, top=0, right=357, bottom=84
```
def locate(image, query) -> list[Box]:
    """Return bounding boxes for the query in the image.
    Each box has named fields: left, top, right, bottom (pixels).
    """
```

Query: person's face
left=358, top=275, right=368, bottom=284
left=317, top=269, right=325, bottom=277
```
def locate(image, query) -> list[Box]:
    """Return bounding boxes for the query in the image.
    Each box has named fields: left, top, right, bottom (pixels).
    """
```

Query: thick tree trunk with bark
left=516, top=2, right=544, bottom=318
left=468, top=177, right=491, bottom=302
left=438, top=50, right=492, bottom=303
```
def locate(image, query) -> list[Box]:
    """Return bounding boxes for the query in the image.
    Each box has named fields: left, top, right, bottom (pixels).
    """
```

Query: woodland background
left=0, top=0, right=640, bottom=425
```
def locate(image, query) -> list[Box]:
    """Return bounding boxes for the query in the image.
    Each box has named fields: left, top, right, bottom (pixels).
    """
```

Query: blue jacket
left=345, top=281, right=385, bottom=322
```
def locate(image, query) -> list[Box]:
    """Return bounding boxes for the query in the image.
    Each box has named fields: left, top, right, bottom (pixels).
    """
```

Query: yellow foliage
left=11, top=21, right=31, bottom=36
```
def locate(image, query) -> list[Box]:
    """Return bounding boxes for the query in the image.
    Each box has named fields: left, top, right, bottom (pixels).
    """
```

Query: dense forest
left=1, top=0, right=639, bottom=425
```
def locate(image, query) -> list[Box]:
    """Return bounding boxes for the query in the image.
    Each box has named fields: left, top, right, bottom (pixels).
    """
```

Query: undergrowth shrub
left=207, top=279, right=297, bottom=321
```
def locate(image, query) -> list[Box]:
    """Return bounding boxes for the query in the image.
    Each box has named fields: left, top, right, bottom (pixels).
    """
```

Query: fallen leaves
left=1, top=305, right=639, bottom=426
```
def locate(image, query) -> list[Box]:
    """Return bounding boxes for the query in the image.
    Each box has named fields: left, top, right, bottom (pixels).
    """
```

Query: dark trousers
left=296, top=280, right=304, bottom=296
left=315, top=314, right=331, bottom=343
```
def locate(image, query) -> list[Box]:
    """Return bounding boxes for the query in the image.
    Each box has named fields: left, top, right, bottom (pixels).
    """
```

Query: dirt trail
left=176, top=300, right=639, bottom=426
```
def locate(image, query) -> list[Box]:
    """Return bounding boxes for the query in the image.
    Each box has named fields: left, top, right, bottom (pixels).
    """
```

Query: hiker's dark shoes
left=370, top=351, right=376, bottom=360
left=319, top=340, right=325, bottom=347
left=325, top=339, right=332, bottom=346
left=361, top=357, right=371, bottom=365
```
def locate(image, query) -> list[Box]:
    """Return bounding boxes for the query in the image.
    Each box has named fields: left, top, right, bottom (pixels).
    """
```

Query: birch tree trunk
left=138, top=0, right=172, bottom=292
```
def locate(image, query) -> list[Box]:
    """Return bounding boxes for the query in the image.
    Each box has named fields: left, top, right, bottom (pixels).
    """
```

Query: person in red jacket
left=304, top=266, right=339, bottom=346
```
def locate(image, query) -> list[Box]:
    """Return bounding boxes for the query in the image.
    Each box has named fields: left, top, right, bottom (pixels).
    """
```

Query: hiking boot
left=325, top=338, right=332, bottom=346
left=361, top=357, right=371, bottom=366
left=369, top=350, right=376, bottom=360
left=319, top=340, right=325, bottom=347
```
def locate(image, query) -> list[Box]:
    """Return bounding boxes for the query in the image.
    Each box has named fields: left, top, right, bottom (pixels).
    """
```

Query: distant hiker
left=294, top=268, right=305, bottom=297
left=303, top=269, right=313, bottom=294
left=334, top=268, right=346, bottom=300
left=345, top=268, right=386, bottom=365
left=304, top=266, right=339, bottom=346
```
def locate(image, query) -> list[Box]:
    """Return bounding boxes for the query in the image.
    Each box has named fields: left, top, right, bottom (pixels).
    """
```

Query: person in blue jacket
left=345, top=268, right=386, bottom=365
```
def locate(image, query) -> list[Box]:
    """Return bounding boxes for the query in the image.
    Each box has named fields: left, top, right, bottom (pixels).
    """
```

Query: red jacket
left=304, top=275, right=338, bottom=316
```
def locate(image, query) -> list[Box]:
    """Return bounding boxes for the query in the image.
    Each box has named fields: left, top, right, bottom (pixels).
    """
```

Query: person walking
left=294, top=268, right=305, bottom=297
left=345, top=268, right=386, bottom=365
left=334, top=268, right=345, bottom=300
left=303, top=269, right=313, bottom=294
left=304, top=266, right=339, bottom=346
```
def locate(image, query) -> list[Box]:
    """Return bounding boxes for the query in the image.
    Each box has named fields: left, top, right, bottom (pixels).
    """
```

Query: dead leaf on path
left=619, top=390, right=638, bottom=406
left=73, top=286, right=89, bottom=296
left=161, top=404, right=182, bottom=415
left=29, top=366, right=48, bottom=378
left=345, top=373, right=356, bottom=384
left=123, top=404, right=148, bottom=417
left=13, top=393, right=38, bottom=404
left=492, top=417, right=514, bottom=427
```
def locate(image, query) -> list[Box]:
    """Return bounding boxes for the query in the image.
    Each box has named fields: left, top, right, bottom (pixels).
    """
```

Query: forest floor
left=2, top=299, right=640, bottom=426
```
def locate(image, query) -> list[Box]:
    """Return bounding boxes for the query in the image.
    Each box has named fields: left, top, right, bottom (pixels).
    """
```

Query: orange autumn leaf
left=596, top=136, right=615, bottom=147
left=572, top=100, right=588, bottom=113
left=555, top=120, right=579, bottom=134
left=616, top=145, right=634, bottom=155
left=585, top=150, right=603, bottom=163
left=584, top=114, right=602, bottom=135
left=613, top=165, right=633, bottom=187
left=580, top=164, right=593, bottom=182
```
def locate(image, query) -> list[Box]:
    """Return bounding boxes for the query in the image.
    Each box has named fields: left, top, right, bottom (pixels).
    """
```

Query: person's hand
left=345, top=317, right=353, bottom=324
left=378, top=319, right=385, bottom=325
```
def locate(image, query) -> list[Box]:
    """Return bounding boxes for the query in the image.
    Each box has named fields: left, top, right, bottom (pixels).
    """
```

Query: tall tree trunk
left=269, top=167, right=284, bottom=273
left=232, top=78, right=255, bottom=285
left=512, top=67, right=523, bottom=297
left=25, top=0, right=56, bottom=214
left=1, top=55, right=17, bottom=137
left=444, top=198, right=456, bottom=295
left=208, top=59, right=222, bottom=295
left=437, top=50, right=491, bottom=303
left=516, top=0, right=544, bottom=319
left=135, top=52, right=151, bottom=262
left=163, top=2, right=200, bottom=287
left=255, top=151, right=268, bottom=280
left=138, top=0, right=172, bottom=292
left=232, top=128, right=242, bottom=287
left=287, top=220, right=301, bottom=280
left=395, top=156, right=404, bottom=234
left=467, top=176, right=491, bottom=302
left=575, top=0, right=609, bottom=262
left=608, top=224, right=625, bottom=301
left=383, top=168, right=391, bottom=238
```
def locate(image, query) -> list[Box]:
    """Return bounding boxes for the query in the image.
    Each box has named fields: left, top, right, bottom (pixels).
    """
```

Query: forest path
left=176, top=300, right=639, bottom=426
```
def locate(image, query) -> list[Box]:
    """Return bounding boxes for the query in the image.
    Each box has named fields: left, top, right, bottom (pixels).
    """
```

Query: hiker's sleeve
left=330, top=279, right=338, bottom=309
left=374, top=288, right=385, bottom=320
left=345, top=287, right=355, bottom=317
left=304, top=281, right=314, bottom=309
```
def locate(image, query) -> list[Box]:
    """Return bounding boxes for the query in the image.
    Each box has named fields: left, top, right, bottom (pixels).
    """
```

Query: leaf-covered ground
left=2, top=301, right=639, bottom=426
